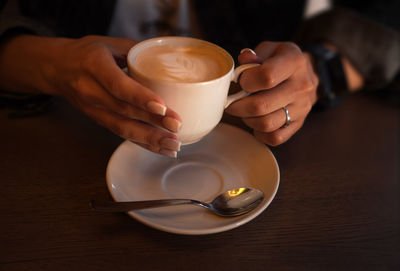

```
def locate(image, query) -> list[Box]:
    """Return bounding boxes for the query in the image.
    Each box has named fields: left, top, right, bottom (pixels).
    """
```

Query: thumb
left=238, top=48, right=263, bottom=65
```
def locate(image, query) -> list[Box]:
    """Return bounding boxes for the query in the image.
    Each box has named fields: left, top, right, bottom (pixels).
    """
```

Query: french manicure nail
left=159, top=149, right=177, bottom=158
left=163, top=117, right=182, bottom=132
left=240, top=48, right=257, bottom=55
left=147, top=101, right=167, bottom=116
left=160, top=137, right=181, bottom=151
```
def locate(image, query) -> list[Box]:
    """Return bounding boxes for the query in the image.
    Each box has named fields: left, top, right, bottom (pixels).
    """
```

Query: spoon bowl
left=90, top=187, right=264, bottom=217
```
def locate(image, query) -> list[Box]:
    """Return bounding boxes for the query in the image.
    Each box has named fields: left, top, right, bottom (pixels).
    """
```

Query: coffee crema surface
left=133, top=45, right=231, bottom=83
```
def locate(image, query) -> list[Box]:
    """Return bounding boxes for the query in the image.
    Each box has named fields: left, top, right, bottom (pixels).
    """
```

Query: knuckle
left=106, top=75, right=121, bottom=95
left=70, top=75, right=85, bottom=93
left=114, top=102, right=130, bottom=116
left=305, top=99, right=313, bottom=113
left=281, top=42, right=305, bottom=62
left=297, top=53, right=307, bottom=66
left=122, top=104, right=135, bottom=117
left=259, top=117, right=276, bottom=132
left=70, top=77, right=98, bottom=103
left=81, top=45, right=107, bottom=70
left=109, top=76, right=137, bottom=103
left=269, top=133, right=285, bottom=146
left=297, top=77, right=316, bottom=96
left=311, top=72, right=319, bottom=90
left=259, top=66, right=276, bottom=88
left=81, top=48, right=97, bottom=65
left=258, top=41, right=270, bottom=49
left=283, top=41, right=302, bottom=52
left=302, top=78, right=315, bottom=92
left=247, top=99, right=270, bottom=116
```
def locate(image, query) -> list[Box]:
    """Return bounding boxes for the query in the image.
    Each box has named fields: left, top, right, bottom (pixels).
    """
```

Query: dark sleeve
left=1, top=0, right=115, bottom=39
left=294, top=7, right=400, bottom=89
left=0, top=0, right=53, bottom=39
left=0, top=0, right=53, bottom=117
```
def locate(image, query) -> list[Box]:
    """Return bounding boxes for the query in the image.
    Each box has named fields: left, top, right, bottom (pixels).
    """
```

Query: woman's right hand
left=0, top=35, right=182, bottom=157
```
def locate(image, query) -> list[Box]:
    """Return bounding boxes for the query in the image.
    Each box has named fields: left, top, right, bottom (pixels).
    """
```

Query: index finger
left=239, top=42, right=305, bottom=93
left=89, top=47, right=171, bottom=117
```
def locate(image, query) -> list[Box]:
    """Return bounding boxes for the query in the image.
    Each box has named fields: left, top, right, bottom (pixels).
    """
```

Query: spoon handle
left=90, top=199, right=203, bottom=212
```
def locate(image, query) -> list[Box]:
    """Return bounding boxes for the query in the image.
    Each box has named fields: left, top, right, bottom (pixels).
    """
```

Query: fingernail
left=147, top=101, right=167, bottom=116
left=163, top=117, right=182, bottom=132
left=159, top=149, right=177, bottom=158
left=240, top=48, right=257, bottom=55
left=160, top=137, right=181, bottom=151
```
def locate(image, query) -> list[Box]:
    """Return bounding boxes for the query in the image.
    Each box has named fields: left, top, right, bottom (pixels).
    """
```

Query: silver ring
left=283, top=107, right=291, bottom=127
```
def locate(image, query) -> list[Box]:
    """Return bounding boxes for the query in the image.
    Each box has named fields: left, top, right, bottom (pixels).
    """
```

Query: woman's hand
left=225, top=41, right=319, bottom=146
left=0, top=35, right=182, bottom=157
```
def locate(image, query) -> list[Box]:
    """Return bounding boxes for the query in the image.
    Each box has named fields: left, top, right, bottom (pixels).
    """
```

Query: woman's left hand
left=225, top=41, right=319, bottom=146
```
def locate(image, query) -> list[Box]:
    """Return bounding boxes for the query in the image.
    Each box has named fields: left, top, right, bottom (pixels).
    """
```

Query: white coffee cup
left=127, top=36, right=258, bottom=145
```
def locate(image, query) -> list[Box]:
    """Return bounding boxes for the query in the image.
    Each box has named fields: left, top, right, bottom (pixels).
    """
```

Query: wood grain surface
left=0, top=92, right=399, bottom=271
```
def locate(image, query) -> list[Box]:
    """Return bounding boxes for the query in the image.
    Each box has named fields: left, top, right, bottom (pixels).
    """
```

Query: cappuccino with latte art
left=133, top=45, right=231, bottom=83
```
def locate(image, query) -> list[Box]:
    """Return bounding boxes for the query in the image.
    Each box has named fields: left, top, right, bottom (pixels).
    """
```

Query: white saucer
left=106, top=123, right=280, bottom=235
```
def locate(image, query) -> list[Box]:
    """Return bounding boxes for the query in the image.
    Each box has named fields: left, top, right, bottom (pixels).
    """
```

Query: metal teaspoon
left=90, top=187, right=264, bottom=217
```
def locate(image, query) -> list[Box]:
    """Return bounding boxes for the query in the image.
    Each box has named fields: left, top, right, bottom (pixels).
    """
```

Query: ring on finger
left=282, top=107, right=291, bottom=127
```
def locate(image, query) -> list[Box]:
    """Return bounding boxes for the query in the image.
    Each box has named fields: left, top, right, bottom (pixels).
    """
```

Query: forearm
left=295, top=7, right=400, bottom=90
left=302, top=42, right=364, bottom=108
left=0, top=35, right=69, bottom=95
left=304, top=48, right=363, bottom=108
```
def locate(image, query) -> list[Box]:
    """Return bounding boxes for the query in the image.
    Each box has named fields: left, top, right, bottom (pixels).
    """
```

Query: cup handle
left=225, top=63, right=260, bottom=108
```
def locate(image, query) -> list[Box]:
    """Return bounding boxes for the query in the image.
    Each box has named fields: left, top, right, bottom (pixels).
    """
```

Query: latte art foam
left=133, top=45, right=230, bottom=83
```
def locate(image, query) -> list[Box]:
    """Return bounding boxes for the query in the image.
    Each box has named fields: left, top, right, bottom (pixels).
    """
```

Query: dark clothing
left=193, top=0, right=400, bottom=89
left=1, top=0, right=400, bottom=90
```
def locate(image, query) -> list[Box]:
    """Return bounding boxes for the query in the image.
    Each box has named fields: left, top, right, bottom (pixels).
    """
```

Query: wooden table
left=1, top=92, right=399, bottom=270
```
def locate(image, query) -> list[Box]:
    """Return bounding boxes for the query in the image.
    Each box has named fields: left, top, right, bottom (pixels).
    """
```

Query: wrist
left=321, top=43, right=364, bottom=92
left=302, top=43, right=349, bottom=109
